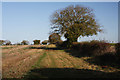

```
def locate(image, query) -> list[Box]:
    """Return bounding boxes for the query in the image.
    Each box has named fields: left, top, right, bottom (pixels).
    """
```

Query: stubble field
left=1, top=44, right=120, bottom=79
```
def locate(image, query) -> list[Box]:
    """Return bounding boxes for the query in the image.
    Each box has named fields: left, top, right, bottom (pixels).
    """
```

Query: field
left=1, top=45, right=120, bottom=79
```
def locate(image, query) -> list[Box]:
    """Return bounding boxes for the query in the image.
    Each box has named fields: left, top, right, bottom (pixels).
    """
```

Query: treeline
left=0, top=33, right=61, bottom=45
left=0, top=40, right=12, bottom=45
left=0, top=40, right=49, bottom=45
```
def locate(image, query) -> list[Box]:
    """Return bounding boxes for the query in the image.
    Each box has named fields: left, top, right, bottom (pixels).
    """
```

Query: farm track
left=2, top=45, right=120, bottom=79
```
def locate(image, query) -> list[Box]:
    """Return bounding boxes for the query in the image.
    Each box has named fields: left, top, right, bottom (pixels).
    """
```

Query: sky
left=2, top=2, right=118, bottom=44
left=118, top=1, right=120, bottom=42
left=1, top=0, right=120, bottom=2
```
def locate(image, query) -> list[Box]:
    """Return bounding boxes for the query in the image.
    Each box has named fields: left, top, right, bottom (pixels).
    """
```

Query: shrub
left=49, top=33, right=61, bottom=44
left=16, top=43, right=21, bottom=45
left=71, top=40, right=111, bottom=56
left=33, top=40, right=40, bottom=45
left=21, top=40, right=29, bottom=45
left=109, top=43, right=116, bottom=46
left=72, top=42, right=83, bottom=51
left=89, top=42, right=111, bottom=56
left=0, top=40, right=5, bottom=45
left=56, top=40, right=74, bottom=49
left=42, top=40, right=48, bottom=45
left=115, top=43, right=120, bottom=62
left=115, top=43, right=120, bottom=54
left=56, top=40, right=64, bottom=48
left=5, top=40, right=12, bottom=45
left=92, top=53, right=117, bottom=66
left=90, top=40, right=106, bottom=43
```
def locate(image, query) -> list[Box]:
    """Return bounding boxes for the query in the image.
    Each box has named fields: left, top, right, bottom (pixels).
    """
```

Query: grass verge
left=48, top=53, right=56, bottom=68
left=32, top=52, right=47, bottom=68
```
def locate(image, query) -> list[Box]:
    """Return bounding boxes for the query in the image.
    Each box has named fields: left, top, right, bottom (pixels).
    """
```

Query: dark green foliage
left=42, top=40, right=48, bottom=45
left=33, top=40, right=40, bottom=45
left=50, top=5, right=102, bottom=46
left=49, top=33, right=61, bottom=44
left=21, top=40, right=29, bottom=45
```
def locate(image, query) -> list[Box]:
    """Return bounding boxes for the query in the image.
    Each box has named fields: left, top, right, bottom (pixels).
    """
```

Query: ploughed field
left=1, top=45, right=120, bottom=79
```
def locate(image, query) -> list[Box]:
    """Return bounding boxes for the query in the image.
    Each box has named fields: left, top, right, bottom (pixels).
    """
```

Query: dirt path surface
left=2, top=45, right=120, bottom=79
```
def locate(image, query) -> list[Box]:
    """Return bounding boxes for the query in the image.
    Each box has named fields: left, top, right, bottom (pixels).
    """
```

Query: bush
left=16, top=43, right=21, bottom=45
left=42, top=40, right=48, bottom=45
left=21, top=40, right=29, bottom=45
left=71, top=40, right=111, bottom=56
left=91, top=53, right=117, bottom=66
left=90, top=42, right=110, bottom=56
left=33, top=40, right=40, bottom=45
left=56, top=40, right=64, bottom=48
left=56, top=40, right=74, bottom=49
left=5, top=40, right=12, bottom=45
left=115, top=43, right=120, bottom=54
left=49, top=33, right=61, bottom=44
left=109, top=43, right=116, bottom=46
left=0, top=40, right=5, bottom=45
left=72, top=42, right=83, bottom=51
left=115, top=43, right=120, bottom=63
left=56, top=40, right=111, bottom=56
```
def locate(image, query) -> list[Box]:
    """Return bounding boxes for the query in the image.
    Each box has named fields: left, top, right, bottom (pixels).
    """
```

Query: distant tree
left=21, top=40, right=29, bottom=45
left=16, top=43, right=21, bottom=45
left=0, top=40, right=5, bottom=45
left=42, top=40, right=48, bottom=45
left=49, top=33, right=61, bottom=44
left=50, top=5, right=102, bottom=46
left=33, top=40, right=40, bottom=45
left=5, top=40, right=11, bottom=45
